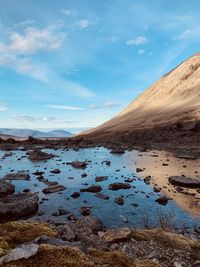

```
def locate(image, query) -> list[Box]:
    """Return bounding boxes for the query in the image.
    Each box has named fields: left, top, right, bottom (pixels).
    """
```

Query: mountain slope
left=87, top=53, right=200, bottom=136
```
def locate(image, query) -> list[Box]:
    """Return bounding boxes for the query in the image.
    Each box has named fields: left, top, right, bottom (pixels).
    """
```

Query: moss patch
left=0, top=221, right=57, bottom=249
left=131, top=228, right=200, bottom=249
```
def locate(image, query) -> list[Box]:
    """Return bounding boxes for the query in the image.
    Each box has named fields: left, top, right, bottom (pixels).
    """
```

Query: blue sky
left=0, top=0, right=200, bottom=131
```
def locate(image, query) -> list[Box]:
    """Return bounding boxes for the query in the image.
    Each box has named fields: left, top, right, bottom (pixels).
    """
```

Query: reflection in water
left=135, top=150, right=200, bottom=218
left=0, top=148, right=200, bottom=228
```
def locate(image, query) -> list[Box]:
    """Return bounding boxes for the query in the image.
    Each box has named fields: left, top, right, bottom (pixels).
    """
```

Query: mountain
left=0, top=128, right=73, bottom=138
left=84, top=53, right=200, bottom=140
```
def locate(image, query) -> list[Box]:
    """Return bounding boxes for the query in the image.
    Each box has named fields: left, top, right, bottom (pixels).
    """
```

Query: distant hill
left=0, top=128, right=73, bottom=138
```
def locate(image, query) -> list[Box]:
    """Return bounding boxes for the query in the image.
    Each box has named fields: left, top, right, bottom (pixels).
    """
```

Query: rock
left=102, top=160, right=111, bottom=165
left=32, top=171, right=45, bottom=176
left=0, top=243, right=39, bottom=265
left=95, top=193, right=110, bottom=200
left=108, top=183, right=131, bottom=191
left=34, top=235, right=81, bottom=248
left=42, top=184, right=66, bottom=194
left=67, top=214, right=78, bottom=222
left=70, top=161, right=88, bottom=169
left=0, top=193, right=38, bottom=221
left=0, top=180, right=15, bottom=197
left=102, top=228, right=132, bottom=243
left=3, top=171, right=30, bottom=181
left=58, top=209, right=69, bottom=216
left=71, top=192, right=80, bottom=198
left=124, top=178, right=134, bottom=183
left=136, top=167, right=143, bottom=172
left=115, top=196, right=124, bottom=205
left=95, top=176, right=108, bottom=182
left=80, top=185, right=102, bottom=193
left=57, top=225, right=76, bottom=241
left=80, top=207, right=91, bottom=216
left=110, top=148, right=125, bottom=154
left=155, top=196, right=169, bottom=205
left=169, top=176, right=200, bottom=188
left=28, top=150, right=55, bottom=162
left=50, top=169, right=61, bottom=174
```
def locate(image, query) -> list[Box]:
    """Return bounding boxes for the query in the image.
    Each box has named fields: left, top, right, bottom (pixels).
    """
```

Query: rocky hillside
left=1, top=218, right=200, bottom=267
left=86, top=53, right=200, bottom=139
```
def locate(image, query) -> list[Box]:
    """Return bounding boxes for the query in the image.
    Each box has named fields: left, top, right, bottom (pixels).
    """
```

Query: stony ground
left=0, top=217, right=200, bottom=267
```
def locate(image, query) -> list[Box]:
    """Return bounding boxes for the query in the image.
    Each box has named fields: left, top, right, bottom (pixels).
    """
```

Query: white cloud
left=0, top=103, right=7, bottom=111
left=126, top=36, right=148, bottom=45
left=108, top=36, right=118, bottom=43
left=76, top=20, right=90, bottom=29
left=42, top=116, right=56, bottom=122
left=61, top=9, right=72, bottom=16
left=9, top=27, right=64, bottom=55
left=138, top=48, right=145, bottom=55
left=47, top=104, right=84, bottom=110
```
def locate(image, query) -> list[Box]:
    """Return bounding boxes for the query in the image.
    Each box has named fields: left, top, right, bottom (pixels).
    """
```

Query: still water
left=0, top=147, right=200, bottom=228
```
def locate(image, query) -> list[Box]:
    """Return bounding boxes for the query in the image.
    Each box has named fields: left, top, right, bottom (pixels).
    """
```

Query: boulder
left=0, top=243, right=39, bottom=265
left=3, top=171, right=30, bottom=181
left=155, top=196, right=169, bottom=205
left=0, top=193, right=38, bottom=221
left=71, top=192, right=80, bottom=198
left=102, top=228, right=132, bottom=243
left=108, top=183, right=131, bottom=191
left=169, top=176, right=200, bottom=188
left=80, top=185, right=102, bottom=193
left=70, top=161, right=88, bottom=169
left=42, top=185, right=66, bottom=194
left=28, top=150, right=55, bottom=162
left=0, top=180, right=15, bottom=197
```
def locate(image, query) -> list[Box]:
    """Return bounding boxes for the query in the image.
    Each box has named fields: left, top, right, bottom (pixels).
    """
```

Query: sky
left=0, top=0, right=200, bottom=131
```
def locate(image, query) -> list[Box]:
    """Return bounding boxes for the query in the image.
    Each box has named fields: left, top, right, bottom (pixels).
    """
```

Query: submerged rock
left=42, top=185, right=66, bottom=194
left=80, top=207, right=91, bottom=216
left=115, top=196, right=124, bottom=205
left=108, top=182, right=131, bottom=191
left=95, top=176, right=108, bottom=182
left=0, top=193, right=38, bottom=221
left=169, top=176, right=200, bottom=188
left=95, top=193, right=110, bottom=200
left=0, top=180, right=15, bottom=198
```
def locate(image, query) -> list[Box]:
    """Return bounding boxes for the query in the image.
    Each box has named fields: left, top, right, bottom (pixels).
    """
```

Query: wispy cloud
left=47, top=104, right=84, bottom=110
left=12, top=115, right=36, bottom=122
left=75, top=20, right=90, bottom=29
left=138, top=48, right=145, bottom=55
left=61, top=9, right=72, bottom=16
left=126, top=36, right=148, bottom=46
left=90, top=101, right=119, bottom=109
